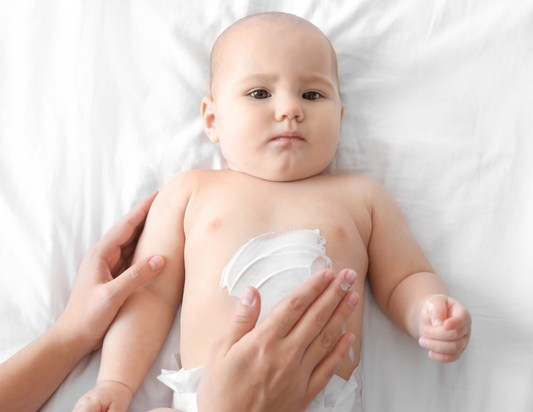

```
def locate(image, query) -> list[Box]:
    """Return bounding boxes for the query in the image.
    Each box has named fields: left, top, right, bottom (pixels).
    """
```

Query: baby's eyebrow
left=238, top=73, right=334, bottom=89
left=299, top=74, right=335, bottom=88
left=240, top=73, right=279, bottom=83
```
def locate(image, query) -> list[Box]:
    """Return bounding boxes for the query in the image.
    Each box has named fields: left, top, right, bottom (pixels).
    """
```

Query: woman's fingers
left=198, top=268, right=359, bottom=412
left=300, top=289, right=358, bottom=370
left=98, top=192, right=158, bottom=259
left=107, top=255, right=165, bottom=304
left=306, top=332, right=355, bottom=400
left=261, top=269, right=335, bottom=338
left=111, top=239, right=139, bottom=276
left=287, top=269, right=356, bottom=350
left=217, top=287, right=262, bottom=353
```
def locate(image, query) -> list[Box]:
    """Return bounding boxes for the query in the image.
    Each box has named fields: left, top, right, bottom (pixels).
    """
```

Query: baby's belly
left=179, top=229, right=364, bottom=377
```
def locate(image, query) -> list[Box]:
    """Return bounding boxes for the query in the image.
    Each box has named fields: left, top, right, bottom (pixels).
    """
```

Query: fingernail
left=241, top=288, right=254, bottom=306
left=425, top=301, right=434, bottom=315
left=348, top=292, right=358, bottom=307
left=323, top=270, right=335, bottom=283
left=148, top=256, right=163, bottom=271
left=346, top=334, right=355, bottom=346
left=419, top=337, right=428, bottom=347
left=432, top=319, right=443, bottom=326
left=346, top=270, right=357, bottom=285
left=422, top=301, right=428, bottom=314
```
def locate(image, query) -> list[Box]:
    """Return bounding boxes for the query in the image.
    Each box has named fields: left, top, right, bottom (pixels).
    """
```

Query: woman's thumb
left=109, top=255, right=165, bottom=302
left=219, top=287, right=262, bottom=352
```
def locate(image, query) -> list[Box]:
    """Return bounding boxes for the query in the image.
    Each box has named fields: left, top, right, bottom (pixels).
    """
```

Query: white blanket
left=1, top=1, right=532, bottom=411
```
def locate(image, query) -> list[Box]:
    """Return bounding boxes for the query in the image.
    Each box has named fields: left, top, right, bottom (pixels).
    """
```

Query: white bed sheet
left=1, top=1, right=532, bottom=411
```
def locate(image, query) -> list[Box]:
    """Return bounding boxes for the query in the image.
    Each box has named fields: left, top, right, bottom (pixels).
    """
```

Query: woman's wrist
left=0, top=323, right=90, bottom=412
left=50, top=318, right=94, bottom=361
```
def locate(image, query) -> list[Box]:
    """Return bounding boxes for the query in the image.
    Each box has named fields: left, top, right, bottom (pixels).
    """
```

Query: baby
left=74, top=12, right=471, bottom=412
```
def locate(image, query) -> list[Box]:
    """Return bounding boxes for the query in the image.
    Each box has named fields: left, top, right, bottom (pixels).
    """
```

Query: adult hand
left=0, top=192, right=165, bottom=412
left=54, top=192, right=165, bottom=352
left=197, top=268, right=359, bottom=412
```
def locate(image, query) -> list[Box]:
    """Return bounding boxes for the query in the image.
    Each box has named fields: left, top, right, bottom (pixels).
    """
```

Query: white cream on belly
left=220, top=229, right=332, bottom=325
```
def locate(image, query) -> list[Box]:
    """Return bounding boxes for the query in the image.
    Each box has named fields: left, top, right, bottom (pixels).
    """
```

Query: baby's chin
left=227, top=163, right=328, bottom=182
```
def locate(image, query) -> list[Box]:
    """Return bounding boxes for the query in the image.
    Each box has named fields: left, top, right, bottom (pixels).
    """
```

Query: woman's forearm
left=0, top=325, right=87, bottom=412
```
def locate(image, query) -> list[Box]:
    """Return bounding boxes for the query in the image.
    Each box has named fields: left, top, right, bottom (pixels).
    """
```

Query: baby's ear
left=201, top=96, right=219, bottom=143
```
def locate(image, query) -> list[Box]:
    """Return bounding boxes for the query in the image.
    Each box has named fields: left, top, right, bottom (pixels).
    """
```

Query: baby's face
left=202, top=21, right=344, bottom=182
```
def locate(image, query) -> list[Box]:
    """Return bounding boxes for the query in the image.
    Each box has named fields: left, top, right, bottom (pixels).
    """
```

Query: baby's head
left=201, top=12, right=344, bottom=182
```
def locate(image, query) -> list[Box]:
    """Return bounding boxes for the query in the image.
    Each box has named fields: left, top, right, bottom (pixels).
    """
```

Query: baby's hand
left=417, top=294, right=471, bottom=363
left=72, top=381, right=132, bottom=412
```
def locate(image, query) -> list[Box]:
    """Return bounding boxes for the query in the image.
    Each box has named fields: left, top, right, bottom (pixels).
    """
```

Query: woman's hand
left=197, top=268, right=359, bottom=412
left=54, top=192, right=165, bottom=352
left=0, top=192, right=165, bottom=412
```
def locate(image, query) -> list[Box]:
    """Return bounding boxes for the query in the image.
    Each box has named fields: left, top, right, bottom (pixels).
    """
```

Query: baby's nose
left=275, top=96, right=304, bottom=122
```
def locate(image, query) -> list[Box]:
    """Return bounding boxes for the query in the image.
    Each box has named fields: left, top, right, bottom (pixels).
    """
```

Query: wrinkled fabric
left=1, top=1, right=533, bottom=412
left=158, top=362, right=364, bottom=412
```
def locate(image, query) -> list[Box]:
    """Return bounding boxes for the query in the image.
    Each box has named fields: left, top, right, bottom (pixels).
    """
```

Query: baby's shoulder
left=162, top=169, right=219, bottom=191
left=325, top=173, right=385, bottom=195
left=325, top=174, right=397, bottom=210
left=156, top=169, right=220, bottom=207
left=333, top=174, right=404, bottom=220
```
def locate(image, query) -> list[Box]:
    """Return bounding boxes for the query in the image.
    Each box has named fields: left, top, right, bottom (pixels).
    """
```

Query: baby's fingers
left=419, top=336, right=469, bottom=362
left=422, top=324, right=469, bottom=341
left=419, top=336, right=467, bottom=354
left=73, top=398, right=103, bottom=412
left=421, top=296, right=448, bottom=327
left=443, top=300, right=472, bottom=331
left=428, top=351, right=463, bottom=363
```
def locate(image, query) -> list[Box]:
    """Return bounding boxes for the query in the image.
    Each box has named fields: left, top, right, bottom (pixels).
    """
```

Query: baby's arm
left=73, top=174, right=193, bottom=411
left=363, top=179, right=471, bottom=363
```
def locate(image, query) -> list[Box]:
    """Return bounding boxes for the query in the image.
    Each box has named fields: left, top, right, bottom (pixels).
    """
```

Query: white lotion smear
left=220, top=229, right=355, bottom=361
left=220, top=229, right=332, bottom=325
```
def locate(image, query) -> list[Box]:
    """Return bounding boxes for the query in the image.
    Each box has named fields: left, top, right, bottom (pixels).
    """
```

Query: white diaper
left=158, top=361, right=364, bottom=412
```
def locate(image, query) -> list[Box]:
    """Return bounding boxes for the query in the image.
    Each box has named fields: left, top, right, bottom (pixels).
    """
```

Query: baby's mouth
left=271, top=131, right=305, bottom=142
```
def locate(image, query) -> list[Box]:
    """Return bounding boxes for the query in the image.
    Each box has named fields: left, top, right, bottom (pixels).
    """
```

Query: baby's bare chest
left=178, top=174, right=369, bottom=369
left=183, top=177, right=370, bottom=279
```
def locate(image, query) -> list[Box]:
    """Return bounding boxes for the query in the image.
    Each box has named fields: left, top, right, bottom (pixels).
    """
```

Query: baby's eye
left=249, top=90, right=271, bottom=99
left=302, top=91, right=321, bottom=100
